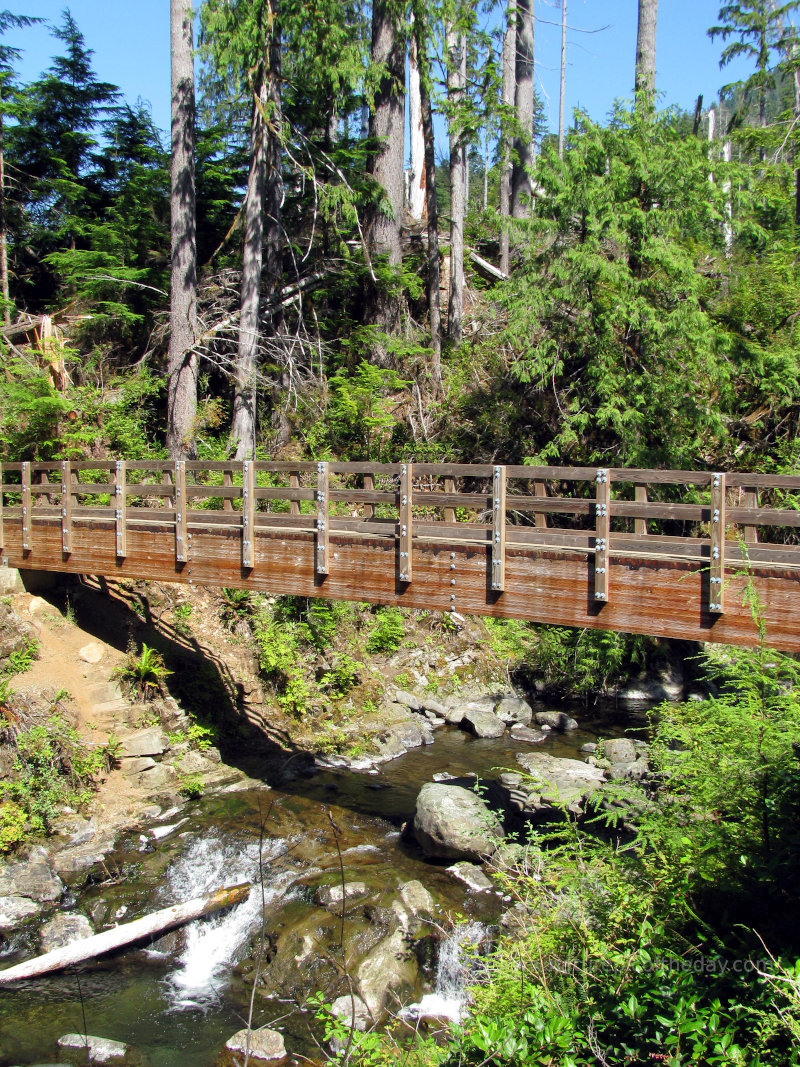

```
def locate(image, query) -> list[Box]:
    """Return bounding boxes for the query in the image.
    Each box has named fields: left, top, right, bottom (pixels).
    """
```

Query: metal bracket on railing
left=399, top=462, right=413, bottom=583
left=316, top=462, right=329, bottom=575
left=594, top=469, right=610, bottom=602
left=709, top=472, right=725, bottom=614
left=491, top=465, right=506, bottom=592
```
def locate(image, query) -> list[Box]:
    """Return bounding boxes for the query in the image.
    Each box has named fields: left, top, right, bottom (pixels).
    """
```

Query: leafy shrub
left=365, top=606, right=405, bottom=654
left=1, top=640, right=39, bottom=676
left=112, top=643, right=172, bottom=701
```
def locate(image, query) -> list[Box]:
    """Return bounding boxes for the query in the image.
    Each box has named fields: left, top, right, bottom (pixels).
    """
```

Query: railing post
left=491, top=465, right=506, bottom=591
left=594, top=468, right=610, bottom=603
left=399, top=462, right=412, bottom=583
left=316, top=461, right=329, bottom=575
left=362, top=472, right=374, bottom=519
left=223, top=468, right=234, bottom=513
left=290, top=471, right=300, bottom=517
left=444, top=475, right=456, bottom=524
left=710, top=472, right=726, bottom=614
left=743, top=488, right=758, bottom=544
left=175, top=460, right=187, bottom=564
left=242, top=460, right=255, bottom=569
left=61, top=460, right=73, bottom=555
left=634, top=484, right=648, bottom=535
left=21, top=461, right=31, bottom=552
left=115, top=460, right=127, bottom=558
left=534, top=480, right=548, bottom=528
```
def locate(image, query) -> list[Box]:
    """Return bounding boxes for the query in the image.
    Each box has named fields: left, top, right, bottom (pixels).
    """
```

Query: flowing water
left=0, top=708, right=641, bottom=1066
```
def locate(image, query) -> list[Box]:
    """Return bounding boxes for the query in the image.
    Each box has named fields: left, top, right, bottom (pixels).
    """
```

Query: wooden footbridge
left=2, top=459, right=800, bottom=651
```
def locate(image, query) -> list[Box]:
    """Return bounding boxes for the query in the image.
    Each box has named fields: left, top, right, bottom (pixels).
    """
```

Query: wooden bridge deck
left=2, top=459, right=800, bottom=650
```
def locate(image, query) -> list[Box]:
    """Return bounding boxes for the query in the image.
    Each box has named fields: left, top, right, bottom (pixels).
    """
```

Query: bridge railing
left=1, top=459, right=800, bottom=615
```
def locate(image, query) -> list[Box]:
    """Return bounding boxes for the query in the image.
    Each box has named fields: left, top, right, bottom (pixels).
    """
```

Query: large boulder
left=412, top=783, right=503, bottom=861
left=0, top=850, right=62, bottom=903
left=119, top=727, right=168, bottom=759
left=460, top=706, right=506, bottom=739
left=603, top=738, right=637, bottom=764
left=225, top=1028, right=286, bottom=1062
left=40, top=911, right=94, bottom=953
left=0, top=894, right=42, bottom=931
left=495, top=696, right=533, bottom=726
left=514, top=752, right=605, bottom=815
left=356, top=928, right=420, bottom=1017
left=534, top=711, right=579, bottom=732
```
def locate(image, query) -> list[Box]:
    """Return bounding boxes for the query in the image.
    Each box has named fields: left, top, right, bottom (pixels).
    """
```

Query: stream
left=0, top=706, right=642, bottom=1066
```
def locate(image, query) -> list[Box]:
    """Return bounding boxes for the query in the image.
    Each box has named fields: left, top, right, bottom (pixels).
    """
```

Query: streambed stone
left=534, top=711, right=578, bottom=732
left=509, top=724, right=547, bottom=744
left=57, top=1033, right=133, bottom=1064
left=496, top=696, right=533, bottom=726
left=515, top=752, right=605, bottom=814
left=603, top=738, right=638, bottom=764
left=315, top=882, right=368, bottom=909
left=446, top=862, right=493, bottom=892
left=460, top=707, right=506, bottom=738
left=412, top=782, right=503, bottom=861
left=40, top=911, right=94, bottom=952
left=224, top=1027, right=286, bottom=1062
left=356, top=928, right=420, bottom=1017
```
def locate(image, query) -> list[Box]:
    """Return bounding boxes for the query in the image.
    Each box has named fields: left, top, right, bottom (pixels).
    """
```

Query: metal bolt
left=595, top=592, right=606, bottom=601
left=450, top=552, right=455, bottom=559
left=712, top=548, right=720, bottom=560
left=450, top=563, right=455, bottom=570
left=713, top=509, right=720, bottom=522
left=713, top=474, right=720, bottom=487
left=450, top=578, right=456, bottom=585
left=401, top=525, right=407, bottom=535
left=402, top=495, right=408, bottom=506
left=597, top=567, right=606, bottom=574
left=450, top=594, right=456, bottom=601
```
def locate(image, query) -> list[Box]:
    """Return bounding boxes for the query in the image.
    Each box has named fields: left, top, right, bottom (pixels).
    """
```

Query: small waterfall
left=160, top=833, right=289, bottom=1009
left=402, top=921, right=487, bottom=1023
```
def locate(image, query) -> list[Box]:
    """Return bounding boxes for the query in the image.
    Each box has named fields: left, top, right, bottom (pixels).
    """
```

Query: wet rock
left=509, top=724, right=547, bottom=744
left=0, top=894, right=42, bottom=931
left=444, top=698, right=495, bottom=725
left=356, top=928, right=420, bottom=1017
left=330, top=994, right=373, bottom=1032
left=57, top=1033, right=133, bottom=1064
left=399, top=880, right=435, bottom=921
left=51, top=843, right=112, bottom=886
left=412, top=783, right=503, bottom=861
left=495, top=696, right=533, bottom=726
left=460, top=707, right=506, bottom=739
left=606, top=757, right=649, bottom=782
left=225, top=1028, right=286, bottom=1062
left=52, top=815, right=96, bottom=847
left=534, top=711, right=578, bottom=731
left=420, top=697, right=449, bottom=719
left=514, top=752, right=605, bottom=814
left=603, top=738, right=637, bottom=764
left=0, top=850, right=62, bottom=903
left=315, top=882, right=368, bottom=909
left=78, top=642, right=104, bottom=664
left=40, top=911, right=94, bottom=952
left=446, top=862, right=493, bottom=893
left=580, top=742, right=597, bottom=754
left=119, top=728, right=168, bottom=759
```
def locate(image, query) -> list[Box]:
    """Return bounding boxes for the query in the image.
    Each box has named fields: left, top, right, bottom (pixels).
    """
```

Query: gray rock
left=0, top=853, right=62, bottom=903
left=398, top=880, right=435, bottom=920
left=580, top=742, right=597, bottom=754
left=78, top=642, right=104, bottom=664
left=606, top=758, right=649, bottom=781
left=446, top=862, right=493, bottom=892
left=412, top=782, right=503, bottom=861
left=51, top=844, right=110, bottom=886
left=515, top=752, right=605, bottom=814
left=225, top=1027, right=286, bottom=1062
left=420, top=697, right=449, bottom=718
left=330, top=994, right=373, bottom=1033
left=460, top=707, right=506, bottom=739
left=136, top=764, right=178, bottom=791
left=394, top=690, right=421, bottom=711
left=356, top=928, right=420, bottom=1017
left=509, top=724, right=547, bottom=744
left=445, top=697, right=496, bottom=725
left=119, top=727, right=168, bottom=758
left=603, top=738, right=638, bottom=764
left=495, top=696, right=533, bottom=726
left=534, top=711, right=579, bottom=731
left=57, top=1033, right=132, bottom=1064
left=121, top=756, right=157, bottom=775
left=40, top=911, right=94, bottom=952
left=174, top=750, right=218, bottom=776
left=0, top=894, right=42, bottom=931
left=315, top=882, right=368, bottom=909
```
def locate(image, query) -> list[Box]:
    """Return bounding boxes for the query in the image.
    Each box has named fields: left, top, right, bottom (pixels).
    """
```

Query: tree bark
left=499, top=13, right=515, bottom=275
left=419, top=44, right=441, bottom=380
left=408, top=25, right=426, bottom=221
left=511, top=0, right=534, bottom=219
left=365, top=0, right=405, bottom=339
left=0, top=884, right=251, bottom=983
left=0, top=108, right=10, bottom=327
left=447, top=23, right=466, bottom=345
left=167, top=0, right=198, bottom=460
left=634, top=0, right=658, bottom=104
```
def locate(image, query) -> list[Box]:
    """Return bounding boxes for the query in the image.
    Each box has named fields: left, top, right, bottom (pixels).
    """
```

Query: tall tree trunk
left=414, top=8, right=441, bottom=379
left=483, top=122, right=489, bottom=211
left=167, top=0, right=198, bottom=459
left=365, top=0, right=405, bottom=340
left=634, top=0, right=658, bottom=105
left=230, top=81, right=268, bottom=460
left=499, top=13, right=515, bottom=274
left=447, top=23, right=465, bottom=345
left=408, top=24, right=426, bottom=221
left=265, top=13, right=287, bottom=447
left=0, top=107, right=10, bottom=327
left=511, top=0, right=534, bottom=219
left=558, top=0, right=567, bottom=158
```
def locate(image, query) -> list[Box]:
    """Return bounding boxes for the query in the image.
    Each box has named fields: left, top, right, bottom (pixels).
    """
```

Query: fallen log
left=0, top=882, right=251, bottom=984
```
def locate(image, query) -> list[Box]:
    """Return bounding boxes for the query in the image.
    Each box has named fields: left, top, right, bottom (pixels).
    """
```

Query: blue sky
left=7, top=1, right=751, bottom=143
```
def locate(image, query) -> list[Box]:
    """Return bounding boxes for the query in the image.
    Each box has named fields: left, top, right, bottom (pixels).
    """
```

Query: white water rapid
left=402, top=921, right=487, bottom=1023
left=160, top=833, right=290, bottom=1009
